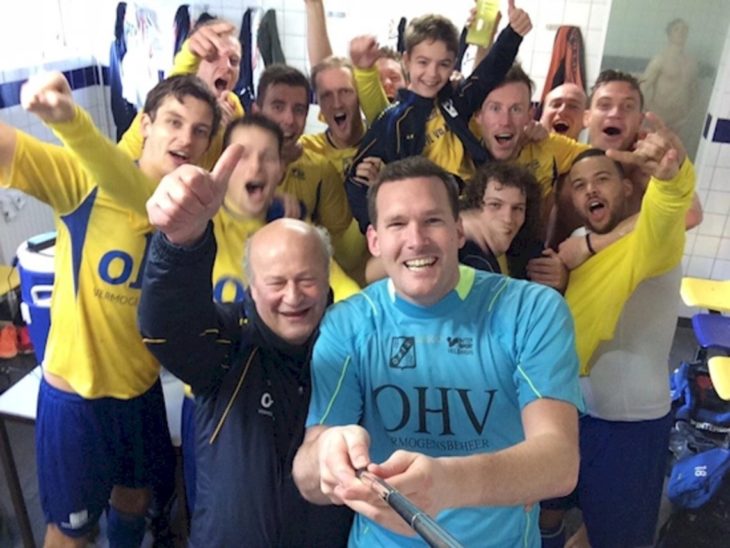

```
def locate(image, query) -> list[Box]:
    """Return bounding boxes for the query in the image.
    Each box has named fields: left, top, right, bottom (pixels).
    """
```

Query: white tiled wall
left=679, top=23, right=730, bottom=317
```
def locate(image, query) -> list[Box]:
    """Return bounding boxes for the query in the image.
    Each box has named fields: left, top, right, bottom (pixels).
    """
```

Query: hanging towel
left=109, top=1, right=137, bottom=140
left=257, top=9, right=285, bottom=66
left=235, top=8, right=255, bottom=113
left=539, top=26, right=586, bottom=111
left=396, top=17, right=407, bottom=54
left=173, top=5, right=191, bottom=57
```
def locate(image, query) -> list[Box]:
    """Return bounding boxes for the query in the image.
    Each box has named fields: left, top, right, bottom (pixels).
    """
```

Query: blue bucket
left=16, top=233, right=55, bottom=364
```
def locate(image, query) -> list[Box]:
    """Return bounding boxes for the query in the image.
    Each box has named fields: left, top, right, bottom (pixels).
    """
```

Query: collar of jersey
left=387, top=265, right=475, bottom=317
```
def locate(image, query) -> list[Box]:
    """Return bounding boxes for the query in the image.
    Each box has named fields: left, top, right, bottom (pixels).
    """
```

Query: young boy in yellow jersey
left=1, top=72, right=220, bottom=547
left=118, top=18, right=244, bottom=171
left=345, top=1, right=532, bottom=233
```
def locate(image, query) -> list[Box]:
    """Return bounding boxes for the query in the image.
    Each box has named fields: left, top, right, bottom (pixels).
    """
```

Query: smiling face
left=256, top=83, right=309, bottom=155
left=477, top=81, right=532, bottom=161
left=314, top=66, right=363, bottom=148
left=367, top=176, right=464, bottom=306
left=403, top=39, right=455, bottom=99
left=540, top=83, right=586, bottom=140
left=248, top=220, right=330, bottom=345
left=585, top=81, right=644, bottom=152
left=196, top=34, right=242, bottom=95
left=140, top=95, right=214, bottom=182
left=569, top=154, right=633, bottom=234
left=224, top=125, right=283, bottom=218
left=477, top=180, right=527, bottom=256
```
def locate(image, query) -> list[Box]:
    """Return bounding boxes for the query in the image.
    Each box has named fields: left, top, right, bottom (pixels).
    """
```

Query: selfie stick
left=356, top=469, right=464, bottom=548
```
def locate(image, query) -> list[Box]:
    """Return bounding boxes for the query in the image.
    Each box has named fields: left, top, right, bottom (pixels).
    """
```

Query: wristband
left=585, top=232, right=596, bottom=255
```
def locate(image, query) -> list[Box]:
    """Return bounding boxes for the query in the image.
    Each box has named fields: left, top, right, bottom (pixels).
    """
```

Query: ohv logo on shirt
left=390, top=336, right=416, bottom=369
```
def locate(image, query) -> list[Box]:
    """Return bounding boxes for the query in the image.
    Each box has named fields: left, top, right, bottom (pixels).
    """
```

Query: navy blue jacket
left=138, top=226, right=352, bottom=547
left=459, top=238, right=544, bottom=280
left=346, top=25, right=523, bottom=233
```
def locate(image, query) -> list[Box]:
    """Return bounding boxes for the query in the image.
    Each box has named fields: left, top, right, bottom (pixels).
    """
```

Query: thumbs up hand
left=507, top=0, right=532, bottom=37
left=146, top=144, right=243, bottom=246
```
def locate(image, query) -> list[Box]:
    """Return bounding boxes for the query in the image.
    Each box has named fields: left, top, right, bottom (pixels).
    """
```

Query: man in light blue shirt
left=293, top=156, right=583, bottom=547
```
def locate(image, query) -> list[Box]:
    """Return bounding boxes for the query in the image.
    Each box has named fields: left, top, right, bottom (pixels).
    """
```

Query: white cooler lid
left=16, top=232, right=56, bottom=273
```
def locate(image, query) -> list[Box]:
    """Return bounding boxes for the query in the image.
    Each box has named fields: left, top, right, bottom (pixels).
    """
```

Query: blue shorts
left=36, top=377, right=174, bottom=538
left=542, top=413, right=672, bottom=548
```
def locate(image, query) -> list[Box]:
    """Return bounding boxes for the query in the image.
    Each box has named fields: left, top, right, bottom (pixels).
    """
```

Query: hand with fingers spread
left=20, top=71, right=75, bottom=124
left=507, top=0, right=532, bottom=37
left=349, top=36, right=381, bottom=70
left=606, top=112, right=685, bottom=181
left=187, top=21, right=237, bottom=62
left=147, top=144, right=243, bottom=246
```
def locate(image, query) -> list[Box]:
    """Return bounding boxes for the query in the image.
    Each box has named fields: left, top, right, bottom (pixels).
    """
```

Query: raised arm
left=305, top=0, right=333, bottom=65
left=350, top=36, right=390, bottom=124
left=453, top=0, right=531, bottom=117
left=139, top=146, right=243, bottom=392
left=21, top=71, right=155, bottom=213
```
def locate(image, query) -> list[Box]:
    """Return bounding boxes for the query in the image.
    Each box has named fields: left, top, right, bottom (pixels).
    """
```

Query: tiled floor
left=0, top=321, right=710, bottom=547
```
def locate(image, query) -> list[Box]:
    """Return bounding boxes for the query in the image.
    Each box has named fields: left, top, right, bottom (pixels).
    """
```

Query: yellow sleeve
left=353, top=67, right=390, bottom=126
left=632, top=159, right=695, bottom=280
left=330, top=258, right=360, bottom=302
left=49, top=105, right=155, bottom=215
left=168, top=39, right=201, bottom=76
left=116, top=111, right=144, bottom=160
left=1, top=129, right=94, bottom=215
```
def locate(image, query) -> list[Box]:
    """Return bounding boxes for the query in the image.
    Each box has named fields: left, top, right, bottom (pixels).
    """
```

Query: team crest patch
left=390, top=336, right=416, bottom=369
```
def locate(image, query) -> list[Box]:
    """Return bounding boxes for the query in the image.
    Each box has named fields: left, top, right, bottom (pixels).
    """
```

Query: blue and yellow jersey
left=117, top=40, right=245, bottom=171
left=2, top=116, right=159, bottom=399
left=423, top=108, right=476, bottom=183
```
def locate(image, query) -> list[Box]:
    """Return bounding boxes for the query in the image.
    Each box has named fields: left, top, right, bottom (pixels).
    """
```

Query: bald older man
left=138, top=151, right=352, bottom=546
left=540, top=83, right=587, bottom=140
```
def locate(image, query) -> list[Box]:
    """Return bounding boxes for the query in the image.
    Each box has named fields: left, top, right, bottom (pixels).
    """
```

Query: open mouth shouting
left=333, top=112, right=348, bottom=130
left=587, top=198, right=607, bottom=224
left=214, top=77, right=229, bottom=93
left=552, top=120, right=570, bottom=134
left=245, top=180, right=266, bottom=198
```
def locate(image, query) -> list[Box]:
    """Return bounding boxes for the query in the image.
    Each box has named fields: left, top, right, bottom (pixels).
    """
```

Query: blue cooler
left=16, top=232, right=56, bottom=364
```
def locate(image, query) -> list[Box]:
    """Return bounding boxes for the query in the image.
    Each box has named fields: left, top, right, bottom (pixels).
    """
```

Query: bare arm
left=305, top=0, right=333, bottom=66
